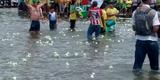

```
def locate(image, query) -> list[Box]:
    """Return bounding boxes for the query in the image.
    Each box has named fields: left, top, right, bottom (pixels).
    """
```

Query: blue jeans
left=49, top=20, right=57, bottom=30
left=87, top=24, right=101, bottom=41
left=133, top=40, right=159, bottom=70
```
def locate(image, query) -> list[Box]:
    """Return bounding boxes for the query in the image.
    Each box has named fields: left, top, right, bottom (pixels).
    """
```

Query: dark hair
left=91, top=1, right=98, bottom=7
left=100, top=2, right=107, bottom=9
left=142, top=0, right=148, bottom=3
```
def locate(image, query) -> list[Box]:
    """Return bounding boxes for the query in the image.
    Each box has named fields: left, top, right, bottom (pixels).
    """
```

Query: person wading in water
left=25, top=0, right=47, bottom=35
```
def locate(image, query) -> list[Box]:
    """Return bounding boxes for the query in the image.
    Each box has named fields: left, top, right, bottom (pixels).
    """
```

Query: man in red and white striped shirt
left=87, top=1, right=102, bottom=41
left=89, top=8, right=102, bottom=25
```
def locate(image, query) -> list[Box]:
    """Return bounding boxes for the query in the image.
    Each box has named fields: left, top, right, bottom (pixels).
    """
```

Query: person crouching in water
left=87, top=1, right=102, bottom=41
left=49, top=8, right=57, bottom=30
left=69, top=10, right=77, bottom=31
left=25, top=0, right=47, bottom=34
left=105, top=3, right=119, bottom=32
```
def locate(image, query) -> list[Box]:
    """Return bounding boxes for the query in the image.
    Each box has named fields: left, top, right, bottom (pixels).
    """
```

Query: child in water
left=69, top=10, right=77, bottom=31
left=48, top=8, right=57, bottom=30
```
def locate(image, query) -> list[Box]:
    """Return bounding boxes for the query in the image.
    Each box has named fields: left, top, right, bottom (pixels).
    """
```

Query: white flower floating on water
left=94, top=49, right=98, bottom=53
left=117, top=40, right=121, bottom=43
left=44, top=41, right=49, bottom=44
left=109, top=65, right=113, bottom=69
left=121, top=39, right=124, bottom=42
left=65, top=52, right=70, bottom=57
left=8, top=61, right=18, bottom=66
left=66, top=42, right=70, bottom=45
left=44, top=36, right=52, bottom=41
left=90, top=72, right=95, bottom=78
left=59, top=31, right=64, bottom=34
left=108, top=38, right=112, bottom=41
left=53, top=52, right=60, bottom=57
left=74, top=53, right=79, bottom=56
left=12, top=76, right=17, bottom=80
left=63, top=34, right=66, bottom=37
left=36, top=37, right=54, bottom=46
left=36, top=40, right=41, bottom=44
left=1, top=38, right=10, bottom=41
left=22, top=58, right=27, bottom=62
left=10, top=44, right=14, bottom=46
left=13, top=32, right=20, bottom=36
left=85, top=41, right=90, bottom=45
left=76, top=34, right=80, bottom=37
left=53, top=37, right=57, bottom=39
left=12, top=62, right=18, bottom=66
left=83, top=53, right=86, bottom=57
left=79, top=41, right=82, bottom=44
left=105, top=45, right=109, bottom=48
left=27, top=53, right=31, bottom=57
left=49, top=41, right=54, bottom=46
left=95, top=42, right=98, bottom=44
left=100, top=35, right=105, bottom=38
left=66, top=62, right=70, bottom=66
left=104, top=52, right=107, bottom=54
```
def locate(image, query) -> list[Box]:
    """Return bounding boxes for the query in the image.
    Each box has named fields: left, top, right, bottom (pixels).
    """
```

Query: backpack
left=134, top=8, right=153, bottom=36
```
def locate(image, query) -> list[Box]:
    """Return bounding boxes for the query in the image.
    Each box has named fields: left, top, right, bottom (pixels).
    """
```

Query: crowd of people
left=23, top=0, right=160, bottom=75
left=24, top=0, right=120, bottom=36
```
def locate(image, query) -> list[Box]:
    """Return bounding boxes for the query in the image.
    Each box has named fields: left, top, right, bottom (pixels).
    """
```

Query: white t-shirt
left=132, top=4, right=160, bottom=41
left=12, top=0, right=18, bottom=2
left=49, top=12, right=57, bottom=21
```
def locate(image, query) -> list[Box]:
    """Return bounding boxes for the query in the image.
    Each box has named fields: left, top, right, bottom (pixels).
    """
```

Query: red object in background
left=81, top=0, right=88, bottom=5
left=71, top=0, right=76, bottom=4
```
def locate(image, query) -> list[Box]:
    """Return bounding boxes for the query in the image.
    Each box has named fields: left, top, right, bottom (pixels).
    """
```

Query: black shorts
left=29, top=21, right=40, bottom=31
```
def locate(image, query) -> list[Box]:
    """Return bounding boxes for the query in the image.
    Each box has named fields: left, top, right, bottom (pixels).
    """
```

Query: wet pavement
left=0, top=8, right=159, bottom=80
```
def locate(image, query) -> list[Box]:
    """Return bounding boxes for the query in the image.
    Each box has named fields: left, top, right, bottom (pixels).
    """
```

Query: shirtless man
left=25, top=0, right=46, bottom=34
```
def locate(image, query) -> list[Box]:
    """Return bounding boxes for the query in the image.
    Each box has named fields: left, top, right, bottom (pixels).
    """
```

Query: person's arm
left=153, top=26, right=159, bottom=32
left=152, top=12, right=160, bottom=32
left=132, top=11, right=136, bottom=31
left=38, top=0, right=47, bottom=7
left=40, top=8, right=44, bottom=19
left=25, top=0, right=32, bottom=8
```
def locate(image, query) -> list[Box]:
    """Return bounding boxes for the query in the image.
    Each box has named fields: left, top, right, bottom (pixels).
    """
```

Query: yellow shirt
left=106, top=7, right=119, bottom=20
left=69, top=12, right=77, bottom=20
left=101, top=9, right=107, bottom=28
left=102, top=9, right=107, bottom=20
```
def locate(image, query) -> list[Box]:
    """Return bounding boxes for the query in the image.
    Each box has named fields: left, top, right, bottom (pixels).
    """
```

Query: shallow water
left=0, top=8, right=159, bottom=80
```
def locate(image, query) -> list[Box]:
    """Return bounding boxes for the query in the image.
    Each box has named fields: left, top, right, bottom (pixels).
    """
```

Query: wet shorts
left=29, top=21, right=40, bottom=31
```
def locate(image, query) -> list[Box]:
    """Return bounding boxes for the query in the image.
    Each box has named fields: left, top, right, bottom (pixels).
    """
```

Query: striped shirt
left=89, top=7, right=102, bottom=25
